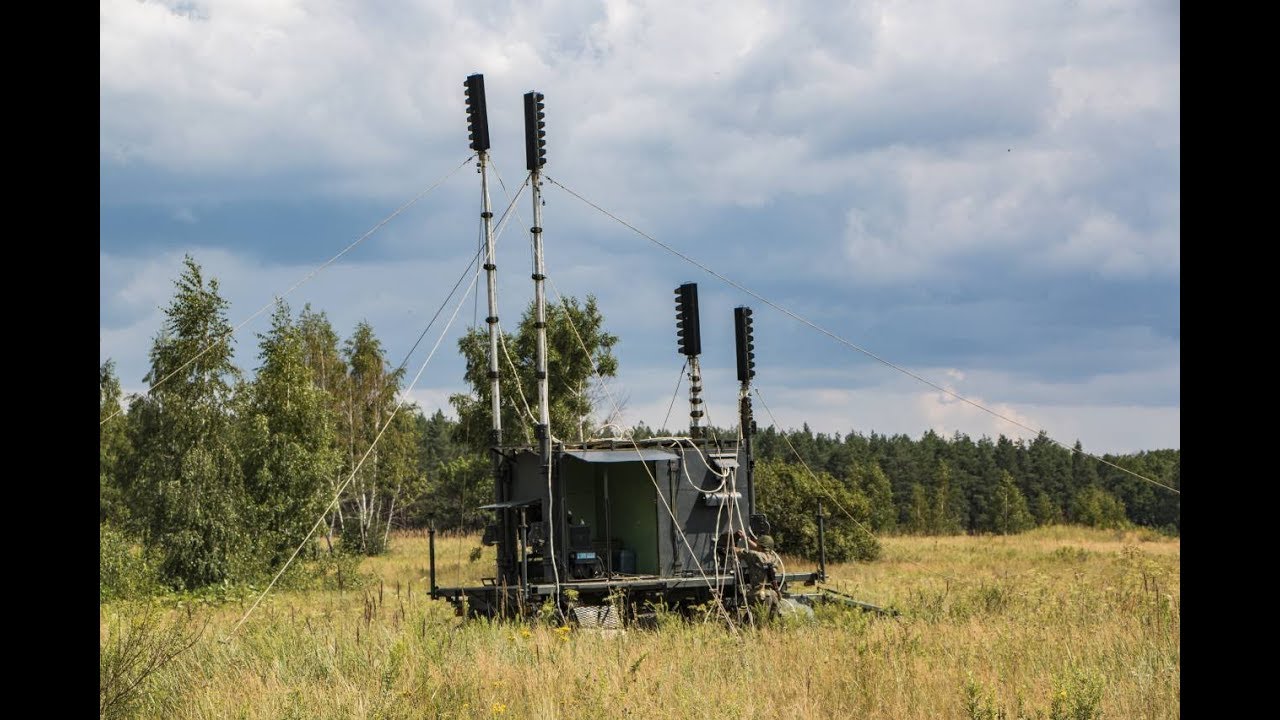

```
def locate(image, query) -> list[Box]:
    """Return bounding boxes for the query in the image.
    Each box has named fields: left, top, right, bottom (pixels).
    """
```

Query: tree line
left=100, top=257, right=619, bottom=591
left=101, top=257, right=1178, bottom=593
left=747, top=423, right=1179, bottom=537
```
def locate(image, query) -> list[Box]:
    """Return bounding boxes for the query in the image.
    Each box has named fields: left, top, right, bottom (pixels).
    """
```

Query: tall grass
left=100, top=526, right=1178, bottom=719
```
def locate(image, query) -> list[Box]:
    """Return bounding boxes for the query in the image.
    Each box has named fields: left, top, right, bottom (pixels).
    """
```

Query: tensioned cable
left=385, top=172, right=529, bottom=383
left=543, top=176, right=1178, bottom=497
left=752, top=388, right=879, bottom=543
left=224, top=171, right=529, bottom=640
left=497, top=327, right=536, bottom=443
left=392, top=247, right=480, bottom=375
left=472, top=212, right=483, bottom=331
left=661, top=360, right=687, bottom=432
left=224, top=251, right=483, bottom=641
left=101, top=154, right=476, bottom=426
left=753, top=386, right=964, bottom=585
left=410, top=173, right=529, bottom=388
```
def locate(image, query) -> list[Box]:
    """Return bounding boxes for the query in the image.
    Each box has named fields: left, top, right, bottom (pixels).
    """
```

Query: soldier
left=733, top=530, right=782, bottom=618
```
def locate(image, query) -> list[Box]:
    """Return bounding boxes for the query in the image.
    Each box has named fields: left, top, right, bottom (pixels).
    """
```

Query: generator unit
left=434, top=433, right=822, bottom=619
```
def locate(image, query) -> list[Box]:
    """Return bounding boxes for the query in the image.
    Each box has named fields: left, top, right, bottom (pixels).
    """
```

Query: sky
left=100, top=0, right=1179, bottom=455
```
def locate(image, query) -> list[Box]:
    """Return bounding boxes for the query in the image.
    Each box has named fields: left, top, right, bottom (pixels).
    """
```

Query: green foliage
left=907, top=483, right=930, bottom=534
left=239, top=301, right=341, bottom=569
left=854, top=461, right=896, bottom=532
left=125, top=256, right=249, bottom=590
left=992, top=470, right=1034, bottom=534
left=110, top=261, right=436, bottom=599
left=417, top=408, right=468, bottom=472
left=1070, top=485, right=1128, bottom=530
left=451, top=295, right=618, bottom=449
left=295, top=305, right=350, bottom=546
left=314, top=546, right=370, bottom=591
left=903, top=463, right=965, bottom=534
left=417, top=454, right=491, bottom=531
left=1048, top=667, right=1105, bottom=720
left=100, top=524, right=159, bottom=602
left=333, top=322, right=416, bottom=556
left=752, top=427, right=1177, bottom=536
left=100, top=360, right=132, bottom=526
left=404, top=409, right=475, bottom=527
left=930, top=462, right=965, bottom=534
left=963, top=676, right=1007, bottom=720
left=1028, top=432, right=1072, bottom=512
left=1097, top=450, right=1179, bottom=532
left=1068, top=440, right=1099, bottom=512
left=754, top=458, right=880, bottom=562
left=1032, top=491, right=1060, bottom=527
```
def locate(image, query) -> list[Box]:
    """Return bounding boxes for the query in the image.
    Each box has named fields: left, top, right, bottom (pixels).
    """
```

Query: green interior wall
left=562, top=462, right=598, bottom=532
left=560, top=460, right=659, bottom=575
left=600, top=464, right=659, bottom=573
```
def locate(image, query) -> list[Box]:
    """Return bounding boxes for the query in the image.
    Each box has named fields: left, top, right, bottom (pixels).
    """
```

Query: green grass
left=100, top=526, right=1179, bottom=719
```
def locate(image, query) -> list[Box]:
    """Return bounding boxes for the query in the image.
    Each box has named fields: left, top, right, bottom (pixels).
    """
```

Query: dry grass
left=100, top=526, right=1179, bottom=719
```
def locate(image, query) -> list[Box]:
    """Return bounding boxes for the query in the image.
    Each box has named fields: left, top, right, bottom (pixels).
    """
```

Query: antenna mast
left=735, top=306, right=757, bottom=513
left=525, top=91, right=550, bottom=457
left=465, top=73, right=502, bottom=446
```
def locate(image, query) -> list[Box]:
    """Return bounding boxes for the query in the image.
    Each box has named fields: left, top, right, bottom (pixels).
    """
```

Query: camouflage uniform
left=738, top=547, right=781, bottom=617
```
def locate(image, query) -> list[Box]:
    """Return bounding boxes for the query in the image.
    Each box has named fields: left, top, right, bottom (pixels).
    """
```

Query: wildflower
left=492, top=701, right=508, bottom=715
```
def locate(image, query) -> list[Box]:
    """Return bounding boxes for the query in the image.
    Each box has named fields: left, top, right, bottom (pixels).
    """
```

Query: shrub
left=755, top=458, right=881, bottom=562
left=100, top=524, right=158, bottom=602
left=100, top=601, right=205, bottom=719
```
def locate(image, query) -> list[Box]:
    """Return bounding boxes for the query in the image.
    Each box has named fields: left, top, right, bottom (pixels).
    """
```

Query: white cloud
left=736, top=379, right=1176, bottom=455
left=101, top=1, right=1180, bottom=452
left=1045, top=211, right=1176, bottom=276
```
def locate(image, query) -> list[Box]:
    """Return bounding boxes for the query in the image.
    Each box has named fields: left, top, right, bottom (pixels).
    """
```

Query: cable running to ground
left=224, top=251, right=484, bottom=641
left=752, top=386, right=966, bottom=585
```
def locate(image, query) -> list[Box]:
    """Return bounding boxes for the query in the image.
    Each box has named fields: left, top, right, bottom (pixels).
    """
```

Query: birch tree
left=125, top=257, right=246, bottom=589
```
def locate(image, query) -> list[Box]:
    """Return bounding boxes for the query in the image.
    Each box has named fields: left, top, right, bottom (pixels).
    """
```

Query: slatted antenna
left=675, top=282, right=704, bottom=438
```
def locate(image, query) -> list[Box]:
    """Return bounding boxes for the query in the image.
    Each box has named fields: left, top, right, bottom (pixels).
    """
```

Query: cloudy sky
left=100, top=0, right=1179, bottom=455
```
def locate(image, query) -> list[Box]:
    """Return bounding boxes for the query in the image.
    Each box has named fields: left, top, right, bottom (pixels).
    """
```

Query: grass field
left=100, top=525, right=1179, bottom=719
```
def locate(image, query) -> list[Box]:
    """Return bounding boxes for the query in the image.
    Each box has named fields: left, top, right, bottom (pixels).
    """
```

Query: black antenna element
left=675, top=283, right=701, bottom=356
left=734, top=306, right=755, bottom=383
left=464, top=74, right=491, bottom=151
left=523, top=91, right=546, bottom=170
